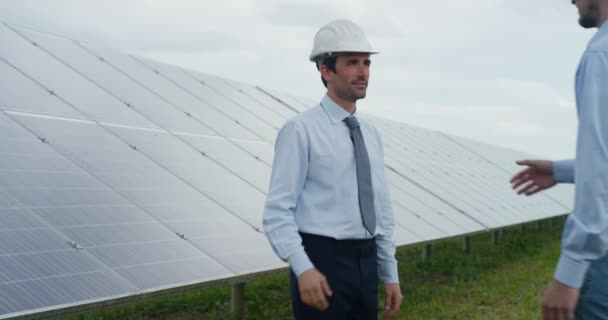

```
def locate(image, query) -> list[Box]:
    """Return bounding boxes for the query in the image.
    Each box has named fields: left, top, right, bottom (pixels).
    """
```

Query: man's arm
left=374, top=130, right=402, bottom=318
left=554, top=51, right=608, bottom=289
left=262, top=120, right=313, bottom=276
left=263, top=120, right=333, bottom=311
left=375, top=187, right=399, bottom=284
left=543, top=51, right=608, bottom=319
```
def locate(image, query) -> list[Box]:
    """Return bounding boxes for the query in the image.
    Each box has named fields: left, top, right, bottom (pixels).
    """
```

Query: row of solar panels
left=0, top=21, right=573, bottom=319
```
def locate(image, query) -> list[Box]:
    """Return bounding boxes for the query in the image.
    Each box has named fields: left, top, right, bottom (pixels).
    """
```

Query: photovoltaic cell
left=229, top=140, right=275, bottom=167
left=186, top=72, right=285, bottom=129
left=0, top=59, right=83, bottom=119
left=256, top=86, right=312, bottom=113
left=132, top=56, right=270, bottom=141
left=103, top=125, right=268, bottom=228
left=388, top=171, right=484, bottom=236
left=132, top=59, right=278, bottom=143
left=0, top=23, right=157, bottom=128
left=11, top=26, right=215, bottom=136
left=0, top=113, right=136, bottom=317
left=176, top=133, right=271, bottom=193
left=225, top=79, right=299, bottom=119
left=370, top=116, right=568, bottom=228
left=446, top=135, right=574, bottom=212
left=95, top=54, right=265, bottom=141
left=10, top=111, right=283, bottom=281
left=6, top=112, right=235, bottom=293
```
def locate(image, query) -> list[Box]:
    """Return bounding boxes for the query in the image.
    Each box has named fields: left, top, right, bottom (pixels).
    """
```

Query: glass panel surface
left=110, top=55, right=262, bottom=140
left=225, top=79, right=298, bottom=119
left=7, top=113, right=235, bottom=292
left=0, top=59, right=83, bottom=118
left=177, top=133, right=271, bottom=193
left=0, top=24, right=156, bottom=128
left=103, top=125, right=267, bottom=228
left=12, top=26, right=214, bottom=135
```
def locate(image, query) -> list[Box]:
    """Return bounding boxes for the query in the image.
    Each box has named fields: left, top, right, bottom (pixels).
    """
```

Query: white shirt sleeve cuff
left=379, top=261, right=399, bottom=284
left=553, top=159, right=575, bottom=184
left=288, top=250, right=314, bottom=277
left=554, top=253, right=590, bottom=289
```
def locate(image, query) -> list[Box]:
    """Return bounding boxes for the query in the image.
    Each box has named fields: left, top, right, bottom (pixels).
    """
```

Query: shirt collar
left=320, top=94, right=358, bottom=125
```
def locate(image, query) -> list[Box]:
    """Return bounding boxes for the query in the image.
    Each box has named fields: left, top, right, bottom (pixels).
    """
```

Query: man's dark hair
left=316, top=55, right=338, bottom=88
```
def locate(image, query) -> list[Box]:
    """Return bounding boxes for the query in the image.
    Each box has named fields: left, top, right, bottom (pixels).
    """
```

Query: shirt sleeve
left=554, top=51, right=608, bottom=288
left=553, top=159, right=575, bottom=183
left=373, top=129, right=400, bottom=284
left=262, top=120, right=314, bottom=277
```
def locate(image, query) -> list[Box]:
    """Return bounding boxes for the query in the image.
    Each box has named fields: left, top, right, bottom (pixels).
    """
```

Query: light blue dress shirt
left=263, top=94, right=399, bottom=284
left=552, top=22, right=608, bottom=289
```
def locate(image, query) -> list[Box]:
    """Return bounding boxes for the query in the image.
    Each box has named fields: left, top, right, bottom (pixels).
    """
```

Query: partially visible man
left=263, top=19, right=402, bottom=319
left=511, top=1, right=608, bottom=319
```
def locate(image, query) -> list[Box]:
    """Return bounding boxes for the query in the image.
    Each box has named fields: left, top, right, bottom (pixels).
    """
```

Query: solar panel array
left=0, top=22, right=573, bottom=319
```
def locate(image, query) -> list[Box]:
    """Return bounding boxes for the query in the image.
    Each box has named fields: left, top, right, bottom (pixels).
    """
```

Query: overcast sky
left=0, top=0, right=595, bottom=159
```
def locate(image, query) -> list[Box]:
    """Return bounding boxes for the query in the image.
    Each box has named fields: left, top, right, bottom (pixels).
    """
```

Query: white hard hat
left=309, top=19, right=378, bottom=62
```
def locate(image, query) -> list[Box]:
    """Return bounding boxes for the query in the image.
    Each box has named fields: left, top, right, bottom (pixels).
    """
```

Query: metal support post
left=231, top=282, right=246, bottom=319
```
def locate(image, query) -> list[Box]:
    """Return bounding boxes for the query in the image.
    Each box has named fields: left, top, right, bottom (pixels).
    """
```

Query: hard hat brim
left=309, top=51, right=380, bottom=62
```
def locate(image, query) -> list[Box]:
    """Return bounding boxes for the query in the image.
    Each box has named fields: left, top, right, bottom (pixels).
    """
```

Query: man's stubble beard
left=579, top=1, right=600, bottom=28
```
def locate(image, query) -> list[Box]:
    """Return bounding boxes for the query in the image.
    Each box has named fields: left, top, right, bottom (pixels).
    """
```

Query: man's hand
left=297, top=268, right=333, bottom=310
left=542, top=279, right=580, bottom=320
left=383, top=283, right=402, bottom=318
left=510, top=160, right=557, bottom=196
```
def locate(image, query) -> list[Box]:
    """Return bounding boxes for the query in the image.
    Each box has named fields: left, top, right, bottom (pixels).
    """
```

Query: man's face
left=572, top=0, right=600, bottom=28
left=325, top=53, right=371, bottom=102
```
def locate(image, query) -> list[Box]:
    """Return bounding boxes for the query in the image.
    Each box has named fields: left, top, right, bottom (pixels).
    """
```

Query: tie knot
left=344, top=116, right=360, bottom=130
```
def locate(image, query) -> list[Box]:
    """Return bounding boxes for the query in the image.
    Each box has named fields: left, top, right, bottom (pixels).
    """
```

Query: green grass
left=67, top=219, right=564, bottom=320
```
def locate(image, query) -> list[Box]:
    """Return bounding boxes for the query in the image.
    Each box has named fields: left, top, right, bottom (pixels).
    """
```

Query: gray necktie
left=344, top=116, right=376, bottom=235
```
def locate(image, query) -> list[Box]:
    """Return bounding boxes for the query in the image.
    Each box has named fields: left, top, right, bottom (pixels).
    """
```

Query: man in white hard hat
left=510, top=1, right=608, bottom=319
left=263, top=19, right=402, bottom=319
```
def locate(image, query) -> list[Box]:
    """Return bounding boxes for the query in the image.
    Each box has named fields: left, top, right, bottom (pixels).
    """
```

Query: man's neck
left=327, top=91, right=357, bottom=115
left=598, top=4, right=608, bottom=28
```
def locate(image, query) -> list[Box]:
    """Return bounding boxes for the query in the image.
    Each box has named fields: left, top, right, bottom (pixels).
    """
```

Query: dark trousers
left=575, top=255, right=608, bottom=319
left=290, top=232, right=378, bottom=320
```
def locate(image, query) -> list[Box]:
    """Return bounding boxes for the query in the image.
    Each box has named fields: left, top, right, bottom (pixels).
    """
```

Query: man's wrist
left=554, top=253, right=589, bottom=289
left=288, top=250, right=314, bottom=277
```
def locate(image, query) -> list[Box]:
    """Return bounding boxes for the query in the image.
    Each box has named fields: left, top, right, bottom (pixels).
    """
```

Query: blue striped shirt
left=552, top=22, right=608, bottom=288
left=263, top=94, right=399, bottom=284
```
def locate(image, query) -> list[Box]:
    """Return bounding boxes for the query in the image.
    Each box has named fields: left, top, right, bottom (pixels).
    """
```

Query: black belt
left=299, top=232, right=375, bottom=249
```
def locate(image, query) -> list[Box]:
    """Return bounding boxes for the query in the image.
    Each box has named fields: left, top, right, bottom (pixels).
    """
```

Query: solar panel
left=176, top=133, right=271, bottom=193
left=0, top=59, right=84, bottom=119
left=188, top=72, right=286, bottom=129
left=0, top=112, right=138, bottom=316
left=256, top=86, right=313, bottom=113
left=228, top=140, right=275, bottom=167
left=369, top=116, right=568, bottom=228
left=10, top=26, right=220, bottom=137
left=100, top=124, right=267, bottom=228
left=224, top=79, right=299, bottom=119
left=446, top=134, right=574, bottom=212
left=7, top=112, right=237, bottom=293
left=388, top=171, right=484, bottom=234
left=133, top=57, right=279, bottom=143
left=0, top=23, right=156, bottom=128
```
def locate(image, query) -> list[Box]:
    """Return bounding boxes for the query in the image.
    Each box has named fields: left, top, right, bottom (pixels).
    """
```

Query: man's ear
left=320, top=65, right=334, bottom=84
